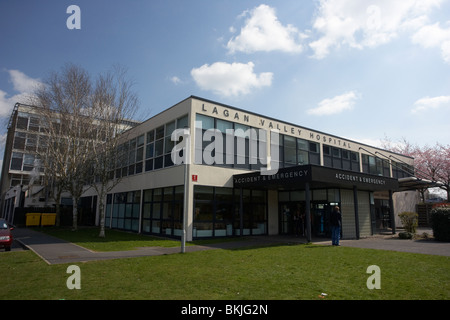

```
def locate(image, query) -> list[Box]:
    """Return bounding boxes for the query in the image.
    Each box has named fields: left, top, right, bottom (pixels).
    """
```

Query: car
left=0, top=219, right=14, bottom=252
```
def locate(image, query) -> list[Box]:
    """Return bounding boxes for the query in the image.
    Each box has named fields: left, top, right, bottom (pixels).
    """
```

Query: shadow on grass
left=30, top=226, right=182, bottom=250
left=27, top=226, right=336, bottom=253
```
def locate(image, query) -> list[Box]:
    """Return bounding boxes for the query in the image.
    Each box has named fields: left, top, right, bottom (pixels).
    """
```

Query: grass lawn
left=1, top=228, right=449, bottom=300
left=32, top=226, right=186, bottom=251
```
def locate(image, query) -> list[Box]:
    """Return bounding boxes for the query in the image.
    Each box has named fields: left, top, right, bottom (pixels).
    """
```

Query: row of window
left=141, top=186, right=184, bottom=236
left=9, top=112, right=415, bottom=184
left=323, top=145, right=360, bottom=172
left=15, top=112, right=42, bottom=132
left=105, top=191, right=141, bottom=232
left=277, top=134, right=320, bottom=168
left=195, top=114, right=322, bottom=170
left=194, top=186, right=267, bottom=237
left=195, top=114, right=265, bottom=169
left=113, top=115, right=188, bottom=179
left=10, top=152, right=37, bottom=172
left=104, top=186, right=268, bottom=238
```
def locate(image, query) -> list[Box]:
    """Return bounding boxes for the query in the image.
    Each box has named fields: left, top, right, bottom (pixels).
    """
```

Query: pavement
left=8, top=227, right=450, bottom=265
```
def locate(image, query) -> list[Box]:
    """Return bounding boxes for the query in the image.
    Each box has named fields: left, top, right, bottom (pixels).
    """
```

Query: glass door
left=279, top=202, right=305, bottom=236
left=311, top=202, right=333, bottom=237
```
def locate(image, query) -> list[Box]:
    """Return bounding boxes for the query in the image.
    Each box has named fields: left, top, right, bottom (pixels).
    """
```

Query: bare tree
left=34, top=108, right=71, bottom=226
left=88, top=66, right=139, bottom=237
left=34, top=64, right=94, bottom=230
left=33, top=63, right=139, bottom=232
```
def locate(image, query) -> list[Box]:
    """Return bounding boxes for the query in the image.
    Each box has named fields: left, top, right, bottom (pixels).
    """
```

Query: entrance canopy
left=398, top=176, right=443, bottom=192
left=233, top=164, right=399, bottom=192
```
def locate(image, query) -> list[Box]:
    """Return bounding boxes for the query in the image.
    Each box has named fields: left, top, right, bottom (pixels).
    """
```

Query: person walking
left=330, top=206, right=342, bottom=246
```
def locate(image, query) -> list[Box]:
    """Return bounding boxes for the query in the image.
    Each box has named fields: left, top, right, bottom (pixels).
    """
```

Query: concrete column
left=305, top=182, right=312, bottom=242
left=389, top=190, right=396, bottom=234
left=353, top=185, right=360, bottom=240
left=267, top=189, right=278, bottom=235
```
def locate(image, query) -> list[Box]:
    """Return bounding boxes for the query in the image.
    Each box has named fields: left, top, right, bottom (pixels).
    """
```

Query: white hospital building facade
left=84, top=96, right=417, bottom=241
left=2, top=96, right=419, bottom=241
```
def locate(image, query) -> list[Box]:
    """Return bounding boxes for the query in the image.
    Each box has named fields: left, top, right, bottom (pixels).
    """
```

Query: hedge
left=431, top=206, right=450, bottom=241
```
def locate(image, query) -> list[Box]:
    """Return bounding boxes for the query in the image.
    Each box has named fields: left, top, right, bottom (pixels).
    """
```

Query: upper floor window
left=323, top=145, right=359, bottom=172
left=362, top=154, right=390, bottom=177
left=144, top=114, right=188, bottom=173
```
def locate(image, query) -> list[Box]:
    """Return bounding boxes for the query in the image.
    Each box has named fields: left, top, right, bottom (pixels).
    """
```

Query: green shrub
left=398, top=211, right=418, bottom=233
left=431, top=206, right=450, bottom=242
left=398, top=232, right=413, bottom=239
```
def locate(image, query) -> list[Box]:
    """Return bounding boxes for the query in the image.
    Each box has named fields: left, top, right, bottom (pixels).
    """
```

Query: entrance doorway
left=311, top=202, right=332, bottom=237
left=374, top=199, right=392, bottom=232
left=279, top=202, right=306, bottom=236
left=279, top=201, right=339, bottom=237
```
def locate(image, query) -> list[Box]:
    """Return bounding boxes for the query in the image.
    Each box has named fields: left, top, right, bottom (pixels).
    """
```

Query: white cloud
left=170, top=76, right=181, bottom=85
left=191, top=61, right=273, bottom=97
left=227, top=4, right=306, bottom=54
left=307, top=91, right=360, bottom=116
left=411, top=95, right=450, bottom=113
left=348, top=137, right=384, bottom=148
left=309, top=0, right=442, bottom=59
left=0, top=69, right=41, bottom=117
left=8, top=69, right=41, bottom=93
left=412, top=22, right=450, bottom=63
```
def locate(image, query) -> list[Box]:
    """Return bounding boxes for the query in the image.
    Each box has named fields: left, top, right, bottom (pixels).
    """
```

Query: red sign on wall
left=192, top=175, right=198, bottom=182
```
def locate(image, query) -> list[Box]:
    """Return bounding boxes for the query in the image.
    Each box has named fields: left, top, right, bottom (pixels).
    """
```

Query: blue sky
left=1, top=0, right=450, bottom=169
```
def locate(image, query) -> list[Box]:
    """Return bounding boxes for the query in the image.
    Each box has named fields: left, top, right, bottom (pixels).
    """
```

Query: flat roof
left=189, top=96, right=414, bottom=160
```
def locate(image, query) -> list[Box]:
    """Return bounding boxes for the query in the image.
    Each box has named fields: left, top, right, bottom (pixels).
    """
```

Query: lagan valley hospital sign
left=199, top=103, right=355, bottom=150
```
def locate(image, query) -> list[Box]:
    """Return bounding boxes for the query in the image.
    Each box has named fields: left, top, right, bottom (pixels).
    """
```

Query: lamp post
left=181, top=161, right=188, bottom=253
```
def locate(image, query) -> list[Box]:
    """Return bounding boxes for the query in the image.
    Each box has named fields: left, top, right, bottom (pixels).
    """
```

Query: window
left=194, top=186, right=219, bottom=237
left=193, top=186, right=267, bottom=238
left=23, top=154, right=35, bottom=171
left=279, top=135, right=320, bottom=168
left=164, top=122, right=175, bottom=168
left=110, top=191, right=140, bottom=232
left=13, top=132, right=26, bottom=150
left=145, top=115, right=188, bottom=171
left=234, top=123, right=251, bottom=169
left=194, top=114, right=268, bottom=170
left=392, top=161, right=414, bottom=178
left=10, top=152, right=23, bottom=171
left=362, top=154, right=390, bottom=177
left=177, top=115, right=188, bottom=129
left=145, top=130, right=155, bottom=172
left=144, top=116, right=190, bottom=173
left=128, top=138, right=137, bottom=175
left=283, top=136, right=296, bottom=167
left=136, top=135, right=144, bottom=174
left=141, top=186, right=184, bottom=237
left=29, top=117, right=40, bottom=132
left=309, top=142, right=320, bottom=165
left=16, top=114, right=29, bottom=130
left=25, top=134, right=37, bottom=152
left=323, top=145, right=359, bottom=171
left=10, top=174, right=22, bottom=187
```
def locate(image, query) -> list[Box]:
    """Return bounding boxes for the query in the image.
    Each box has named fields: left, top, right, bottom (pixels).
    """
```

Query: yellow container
left=26, top=213, right=41, bottom=227
left=41, top=213, right=57, bottom=226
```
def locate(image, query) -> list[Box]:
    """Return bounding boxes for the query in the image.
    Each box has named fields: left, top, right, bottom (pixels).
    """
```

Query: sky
left=1, top=0, right=450, bottom=171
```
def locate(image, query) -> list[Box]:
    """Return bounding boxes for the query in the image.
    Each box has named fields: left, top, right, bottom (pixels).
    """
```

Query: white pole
left=181, top=162, right=189, bottom=253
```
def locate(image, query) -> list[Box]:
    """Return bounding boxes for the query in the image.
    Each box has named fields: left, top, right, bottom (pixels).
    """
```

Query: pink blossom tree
left=382, top=138, right=450, bottom=202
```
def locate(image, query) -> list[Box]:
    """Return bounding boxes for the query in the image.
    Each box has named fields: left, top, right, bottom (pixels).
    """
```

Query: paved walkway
left=12, top=227, right=450, bottom=265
